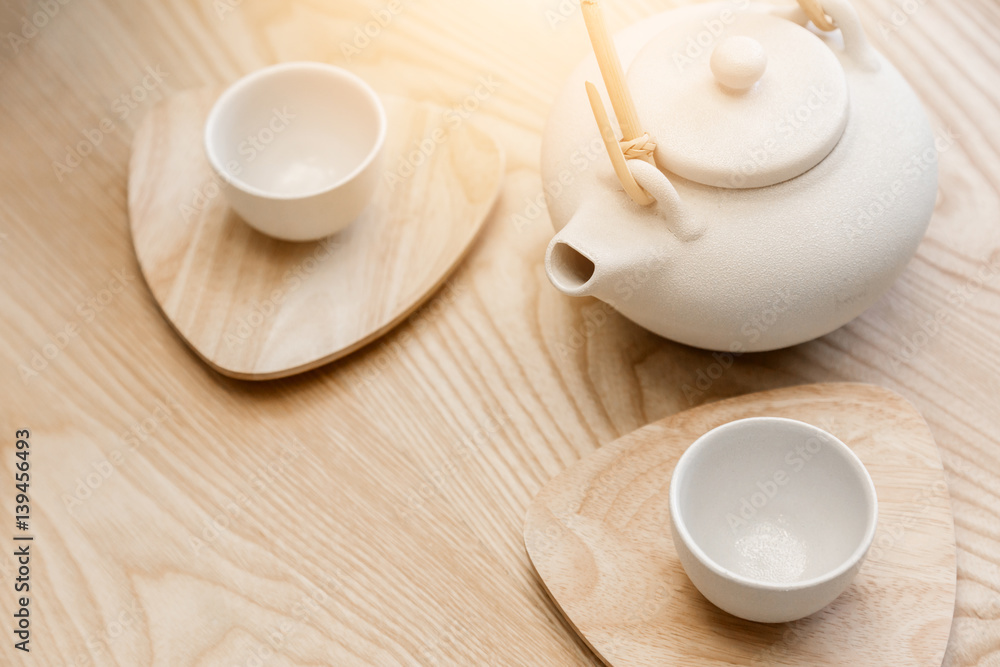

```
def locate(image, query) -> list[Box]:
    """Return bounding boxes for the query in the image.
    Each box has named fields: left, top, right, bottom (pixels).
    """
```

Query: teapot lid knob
left=711, top=36, right=767, bottom=92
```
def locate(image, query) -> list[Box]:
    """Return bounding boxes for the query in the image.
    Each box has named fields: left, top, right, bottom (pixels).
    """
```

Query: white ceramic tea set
left=129, top=0, right=950, bottom=652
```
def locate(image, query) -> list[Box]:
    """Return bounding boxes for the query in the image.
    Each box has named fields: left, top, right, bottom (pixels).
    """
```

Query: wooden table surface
left=0, top=0, right=997, bottom=665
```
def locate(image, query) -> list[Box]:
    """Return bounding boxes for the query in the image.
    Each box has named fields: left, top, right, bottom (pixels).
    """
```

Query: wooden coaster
left=524, top=383, right=956, bottom=667
left=128, top=89, right=503, bottom=379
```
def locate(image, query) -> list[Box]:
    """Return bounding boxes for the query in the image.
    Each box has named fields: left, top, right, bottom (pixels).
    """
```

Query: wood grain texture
left=0, top=0, right=997, bottom=665
left=129, top=89, right=503, bottom=379
left=526, top=383, right=956, bottom=666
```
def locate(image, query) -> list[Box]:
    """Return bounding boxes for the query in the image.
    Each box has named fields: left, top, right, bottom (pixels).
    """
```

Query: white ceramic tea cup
left=204, top=62, right=387, bottom=242
left=669, top=417, right=878, bottom=623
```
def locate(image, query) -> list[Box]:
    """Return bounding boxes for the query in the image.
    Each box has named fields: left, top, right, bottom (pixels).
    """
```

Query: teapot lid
left=627, top=11, right=849, bottom=189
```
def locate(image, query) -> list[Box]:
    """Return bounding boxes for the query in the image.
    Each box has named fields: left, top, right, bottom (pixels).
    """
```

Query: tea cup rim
left=669, top=416, right=879, bottom=592
left=203, top=61, right=388, bottom=202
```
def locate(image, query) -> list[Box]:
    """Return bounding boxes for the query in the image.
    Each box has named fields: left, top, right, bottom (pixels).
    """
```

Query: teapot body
left=542, top=1, right=939, bottom=352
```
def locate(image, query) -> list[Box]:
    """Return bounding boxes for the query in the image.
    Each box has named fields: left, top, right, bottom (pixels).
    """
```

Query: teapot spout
left=545, top=161, right=703, bottom=300
left=545, top=201, right=608, bottom=298
left=547, top=239, right=599, bottom=297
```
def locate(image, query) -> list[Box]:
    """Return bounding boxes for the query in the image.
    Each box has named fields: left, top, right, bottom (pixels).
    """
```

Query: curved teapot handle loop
left=628, top=160, right=703, bottom=241
left=798, top=0, right=881, bottom=71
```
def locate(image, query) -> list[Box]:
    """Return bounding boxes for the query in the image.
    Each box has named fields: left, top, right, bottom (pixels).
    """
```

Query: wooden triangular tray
left=525, top=383, right=956, bottom=666
left=128, top=89, right=503, bottom=379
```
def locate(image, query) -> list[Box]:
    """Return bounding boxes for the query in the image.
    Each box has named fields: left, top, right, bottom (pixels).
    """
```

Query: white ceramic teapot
left=542, top=0, right=938, bottom=352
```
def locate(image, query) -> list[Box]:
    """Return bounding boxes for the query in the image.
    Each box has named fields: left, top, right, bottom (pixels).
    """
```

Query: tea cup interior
left=205, top=62, right=385, bottom=199
left=672, top=418, right=877, bottom=586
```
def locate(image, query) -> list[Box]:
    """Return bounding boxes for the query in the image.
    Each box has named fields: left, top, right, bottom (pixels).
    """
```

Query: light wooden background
left=0, top=0, right=996, bottom=665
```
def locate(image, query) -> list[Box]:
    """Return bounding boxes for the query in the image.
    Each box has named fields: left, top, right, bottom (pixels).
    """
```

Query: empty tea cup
left=204, top=62, right=387, bottom=241
left=669, top=417, right=878, bottom=623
